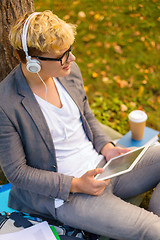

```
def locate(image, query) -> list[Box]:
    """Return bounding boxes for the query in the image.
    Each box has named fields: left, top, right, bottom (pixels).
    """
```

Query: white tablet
left=95, top=145, right=150, bottom=181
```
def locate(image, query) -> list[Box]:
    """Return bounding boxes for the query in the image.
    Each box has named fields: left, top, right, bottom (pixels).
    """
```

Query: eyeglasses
left=31, top=46, right=72, bottom=66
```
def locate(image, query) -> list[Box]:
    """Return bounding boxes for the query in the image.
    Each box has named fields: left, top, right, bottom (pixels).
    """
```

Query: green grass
left=34, top=0, right=160, bottom=135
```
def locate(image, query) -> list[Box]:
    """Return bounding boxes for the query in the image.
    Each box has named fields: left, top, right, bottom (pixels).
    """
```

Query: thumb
left=118, top=147, right=131, bottom=154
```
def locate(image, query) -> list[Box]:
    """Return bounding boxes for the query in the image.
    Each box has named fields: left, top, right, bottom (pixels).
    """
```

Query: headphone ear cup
left=26, top=59, right=41, bottom=73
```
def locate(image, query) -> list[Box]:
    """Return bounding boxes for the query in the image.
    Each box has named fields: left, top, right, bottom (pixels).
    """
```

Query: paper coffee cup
left=128, top=110, right=147, bottom=140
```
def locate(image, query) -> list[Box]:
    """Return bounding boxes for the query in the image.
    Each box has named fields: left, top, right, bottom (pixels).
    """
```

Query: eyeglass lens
left=61, top=48, right=71, bottom=65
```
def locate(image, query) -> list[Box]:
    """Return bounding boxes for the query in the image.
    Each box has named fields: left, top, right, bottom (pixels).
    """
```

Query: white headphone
left=22, top=12, right=41, bottom=73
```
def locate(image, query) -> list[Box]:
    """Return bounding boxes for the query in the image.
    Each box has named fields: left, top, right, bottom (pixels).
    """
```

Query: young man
left=1, top=11, right=160, bottom=239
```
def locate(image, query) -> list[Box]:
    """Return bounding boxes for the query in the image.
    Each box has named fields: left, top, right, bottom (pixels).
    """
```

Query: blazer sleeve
left=0, top=107, right=73, bottom=201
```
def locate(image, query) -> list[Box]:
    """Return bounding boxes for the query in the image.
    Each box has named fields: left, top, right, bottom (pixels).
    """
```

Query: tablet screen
left=95, top=146, right=148, bottom=180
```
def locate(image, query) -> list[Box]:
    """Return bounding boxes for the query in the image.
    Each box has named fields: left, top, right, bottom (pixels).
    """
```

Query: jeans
left=55, top=145, right=160, bottom=240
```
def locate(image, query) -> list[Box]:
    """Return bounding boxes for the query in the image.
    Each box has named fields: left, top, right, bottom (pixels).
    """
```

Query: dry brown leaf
left=113, top=45, right=123, bottom=54
left=121, top=104, right=128, bottom=112
left=114, top=76, right=128, bottom=88
left=87, top=63, right=94, bottom=68
left=102, top=77, right=112, bottom=84
left=96, top=41, right=103, bottom=47
left=104, top=42, right=111, bottom=48
left=63, top=15, right=71, bottom=20
left=78, top=11, right=86, bottom=20
left=157, top=96, right=160, bottom=103
left=130, top=102, right=136, bottom=107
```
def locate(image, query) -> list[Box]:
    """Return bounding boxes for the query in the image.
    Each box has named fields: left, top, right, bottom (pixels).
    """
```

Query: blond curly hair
left=9, top=10, right=77, bottom=62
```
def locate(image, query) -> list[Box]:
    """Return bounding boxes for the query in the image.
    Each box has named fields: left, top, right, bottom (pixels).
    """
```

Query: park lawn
left=34, top=0, right=160, bottom=135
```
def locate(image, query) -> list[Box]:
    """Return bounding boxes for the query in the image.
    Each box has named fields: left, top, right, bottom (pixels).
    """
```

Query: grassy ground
left=34, top=0, right=160, bottom=135
left=1, top=0, right=160, bottom=210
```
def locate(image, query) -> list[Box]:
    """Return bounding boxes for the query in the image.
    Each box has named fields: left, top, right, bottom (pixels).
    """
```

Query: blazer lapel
left=58, top=76, right=82, bottom=112
left=16, top=65, right=55, bottom=157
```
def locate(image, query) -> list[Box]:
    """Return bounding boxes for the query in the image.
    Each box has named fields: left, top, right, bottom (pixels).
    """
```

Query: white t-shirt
left=34, top=78, right=103, bottom=207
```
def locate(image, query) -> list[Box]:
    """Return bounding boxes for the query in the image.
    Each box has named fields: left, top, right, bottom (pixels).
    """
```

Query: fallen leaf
left=113, top=45, right=123, bottom=54
left=100, top=71, right=106, bottom=76
left=104, top=42, right=111, bottom=48
left=138, top=86, right=144, bottom=97
left=144, top=69, right=149, bottom=73
left=144, top=75, right=149, bottom=80
left=121, top=112, right=127, bottom=118
left=63, top=15, right=70, bottom=20
left=89, top=11, right=95, bottom=16
left=130, top=102, right=136, bottom=107
left=94, top=13, right=104, bottom=21
left=96, top=41, right=103, bottom=47
left=94, top=91, right=101, bottom=96
left=92, top=72, right=99, bottom=78
left=82, top=34, right=96, bottom=42
left=78, top=11, right=86, bottom=20
left=106, top=22, right=112, bottom=27
left=121, top=104, right=128, bottom=112
left=157, top=44, right=160, bottom=50
left=102, top=77, right=110, bottom=83
left=142, top=80, right=147, bottom=84
left=135, top=64, right=140, bottom=69
left=89, top=23, right=97, bottom=31
left=84, top=86, right=89, bottom=92
left=102, top=59, right=107, bottom=64
left=132, top=31, right=140, bottom=36
left=73, top=1, right=80, bottom=5
left=140, top=36, right=145, bottom=41
left=151, top=41, right=156, bottom=48
left=157, top=96, right=160, bottom=103
left=144, top=41, right=149, bottom=47
left=139, top=16, right=145, bottom=20
left=86, top=50, right=91, bottom=55
left=114, top=76, right=129, bottom=88
left=87, top=63, right=94, bottom=68
left=105, top=65, right=111, bottom=71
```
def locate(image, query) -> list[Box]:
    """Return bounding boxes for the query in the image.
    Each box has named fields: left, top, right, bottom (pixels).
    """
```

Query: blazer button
left=52, top=165, right=56, bottom=169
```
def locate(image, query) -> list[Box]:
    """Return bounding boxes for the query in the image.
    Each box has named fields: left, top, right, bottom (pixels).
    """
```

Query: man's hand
left=101, top=142, right=131, bottom=161
left=70, top=168, right=110, bottom=196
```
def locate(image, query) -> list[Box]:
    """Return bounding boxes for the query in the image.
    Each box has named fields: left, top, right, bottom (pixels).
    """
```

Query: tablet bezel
left=95, top=145, right=150, bottom=181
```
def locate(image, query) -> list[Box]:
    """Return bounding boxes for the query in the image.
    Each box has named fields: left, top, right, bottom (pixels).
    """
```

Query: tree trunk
left=0, top=0, right=35, bottom=184
left=0, top=0, right=35, bottom=82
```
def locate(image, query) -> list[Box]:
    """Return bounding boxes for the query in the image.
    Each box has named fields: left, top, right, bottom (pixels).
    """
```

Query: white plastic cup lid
left=128, top=110, right=147, bottom=123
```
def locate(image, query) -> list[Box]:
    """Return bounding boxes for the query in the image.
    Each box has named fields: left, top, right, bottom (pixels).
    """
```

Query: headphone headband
left=22, top=12, right=40, bottom=59
left=22, top=12, right=41, bottom=73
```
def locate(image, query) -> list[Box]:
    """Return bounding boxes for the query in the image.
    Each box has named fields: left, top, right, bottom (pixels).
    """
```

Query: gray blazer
left=0, top=62, right=110, bottom=218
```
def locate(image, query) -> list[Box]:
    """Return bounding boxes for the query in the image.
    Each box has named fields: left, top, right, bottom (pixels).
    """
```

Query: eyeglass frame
left=31, top=46, right=72, bottom=66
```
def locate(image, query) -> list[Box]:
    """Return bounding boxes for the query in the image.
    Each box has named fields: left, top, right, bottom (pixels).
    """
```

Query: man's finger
left=87, top=168, right=104, bottom=177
